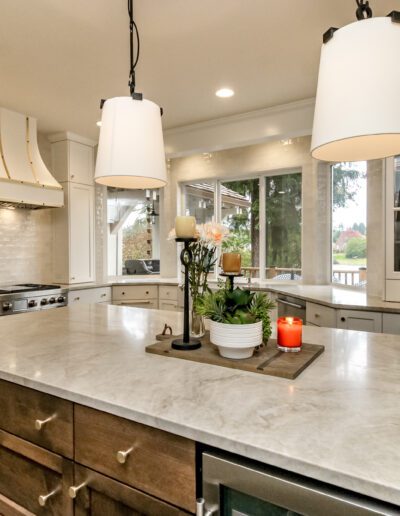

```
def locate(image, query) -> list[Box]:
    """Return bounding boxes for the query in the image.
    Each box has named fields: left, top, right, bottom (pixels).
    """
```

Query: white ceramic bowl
left=210, top=320, right=263, bottom=359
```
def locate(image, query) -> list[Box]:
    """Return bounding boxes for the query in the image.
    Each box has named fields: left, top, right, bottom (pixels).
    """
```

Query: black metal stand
left=172, top=238, right=201, bottom=351
left=220, top=272, right=243, bottom=291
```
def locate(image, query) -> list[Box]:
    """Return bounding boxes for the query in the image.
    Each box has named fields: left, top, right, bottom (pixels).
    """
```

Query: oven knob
left=57, top=296, right=65, bottom=303
left=49, top=297, right=56, bottom=304
left=2, top=302, right=12, bottom=311
left=40, top=298, right=48, bottom=306
left=28, top=300, right=37, bottom=308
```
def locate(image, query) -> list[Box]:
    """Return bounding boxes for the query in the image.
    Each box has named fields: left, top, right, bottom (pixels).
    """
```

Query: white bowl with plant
left=197, top=286, right=275, bottom=359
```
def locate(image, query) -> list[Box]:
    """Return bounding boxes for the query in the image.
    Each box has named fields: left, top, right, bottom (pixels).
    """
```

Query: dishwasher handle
left=277, top=299, right=304, bottom=310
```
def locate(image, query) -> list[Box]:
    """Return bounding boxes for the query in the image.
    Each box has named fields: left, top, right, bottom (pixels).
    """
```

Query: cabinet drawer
left=113, top=300, right=159, bottom=309
left=337, top=310, right=382, bottom=333
left=112, top=285, right=158, bottom=301
left=159, top=286, right=178, bottom=302
left=0, top=380, right=73, bottom=458
left=73, top=465, right=189, bottom=516
left=68, top=287, right=111, bottom=304
left=74, top=405, right=196, bottom=513
left=306, top=302, right=336, bottom=328
left=0, top=431, right=73, bottom=515
left=160, top=300, right=182, bottom=312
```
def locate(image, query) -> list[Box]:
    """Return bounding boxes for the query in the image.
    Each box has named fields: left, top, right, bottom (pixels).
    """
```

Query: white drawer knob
left=116, top=446, right=134, bottom=464
left=38, top=487, right=60, bottom=507
left=35, top=414, right=56, bottom=430
left=68, top=482, right=87, bottom=499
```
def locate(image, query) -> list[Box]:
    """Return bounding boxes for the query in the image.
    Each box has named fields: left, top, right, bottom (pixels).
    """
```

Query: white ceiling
left=0, top=0, right=397, bottom=140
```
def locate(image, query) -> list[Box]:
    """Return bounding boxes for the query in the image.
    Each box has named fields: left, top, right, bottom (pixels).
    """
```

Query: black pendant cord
left=356, top=0, right=373, bottom=20
left=127, top=0, right=142, bottom=100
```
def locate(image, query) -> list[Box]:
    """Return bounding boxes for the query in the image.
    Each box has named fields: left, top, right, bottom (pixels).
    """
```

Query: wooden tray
left=146, top=332, right=324, bottom=380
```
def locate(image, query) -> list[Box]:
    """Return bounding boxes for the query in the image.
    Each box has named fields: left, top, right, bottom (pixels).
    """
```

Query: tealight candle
left=222, top=253, right=241, bottom=273
left=277, top=317, right=302, bottom=352
left=175, top=216, right=196, bottom=238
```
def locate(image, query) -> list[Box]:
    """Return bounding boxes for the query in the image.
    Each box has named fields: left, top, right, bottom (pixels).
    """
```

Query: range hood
left=0, top=107, right=63, bottom=208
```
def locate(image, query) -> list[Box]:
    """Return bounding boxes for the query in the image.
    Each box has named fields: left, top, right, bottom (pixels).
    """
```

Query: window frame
left=179, top=167, right=303, bottom=283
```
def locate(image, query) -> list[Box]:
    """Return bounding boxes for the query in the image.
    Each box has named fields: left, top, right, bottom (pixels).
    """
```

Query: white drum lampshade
left=311, top=17, right=400, bottom=162
left=95, top=97, right=167, bottom=189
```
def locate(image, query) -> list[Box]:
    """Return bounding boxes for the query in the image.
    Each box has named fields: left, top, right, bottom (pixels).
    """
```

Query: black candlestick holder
left=220, top=272, right=243, bottom=291
left=172, top=238, right=201, bottom=350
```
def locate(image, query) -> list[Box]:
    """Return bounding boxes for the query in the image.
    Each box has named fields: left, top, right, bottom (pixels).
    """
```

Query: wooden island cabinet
left=0, top=380, right=196, bottom=515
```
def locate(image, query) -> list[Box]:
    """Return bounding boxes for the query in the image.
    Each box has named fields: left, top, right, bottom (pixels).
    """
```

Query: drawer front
left=74, top=405, right=196, bottom=513
left=160, top=300, right=181, bottom=311
left=337, top=310, right=382, bottom=333
left=306, top=302, right=336, bottom=328
left=113, top=299, right=159, bottom=309
left=68, top=287, right=111, bottom=304
left=159, top=286, right=178, bottom=302
left=0, top=443, right=72, bottom=515
left=73, top=465, right=189, bottom=516
left=0, top=380, right=73, bottom=458
left=112, top=285, right=158, bottom=301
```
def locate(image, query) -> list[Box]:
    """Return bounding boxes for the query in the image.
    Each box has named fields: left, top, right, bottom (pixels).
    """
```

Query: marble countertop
left=1, top=304, right=400, bottom=507
left=263, top=284, right=400, bottom=313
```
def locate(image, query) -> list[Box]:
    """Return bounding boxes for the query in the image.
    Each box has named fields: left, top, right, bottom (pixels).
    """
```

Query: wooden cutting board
left=146, top=332, right=324, bottom=380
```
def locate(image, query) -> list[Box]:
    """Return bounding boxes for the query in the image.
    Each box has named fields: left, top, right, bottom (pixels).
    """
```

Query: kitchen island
left=0, top=304, right=400, bottom=513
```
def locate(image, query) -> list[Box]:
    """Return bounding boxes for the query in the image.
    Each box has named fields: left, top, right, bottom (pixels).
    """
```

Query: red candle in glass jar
left=277, top=317, right=302, bottom=352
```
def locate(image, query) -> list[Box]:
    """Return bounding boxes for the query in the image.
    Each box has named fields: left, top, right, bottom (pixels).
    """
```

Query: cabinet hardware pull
left=35, top=414, right=56, bottom=431
left=120, top=301, right=151, bottom=305
left=315, top=313, right=320, bottom=318
left=122, top=291, right=125, bottom=295
left=101, top=293, right=106, bottom=297
left=68, top=482, right=87, bottom=499
left=341, top=317, right=346, bottom=322
left=116, top=446, right=134, bottom=464
left=38, top=487, right=60, bottom=507
left=74, top=297, right=80, bottom=301
left=196, top=498, right=218, bottom=516
left=145, top=291, right=149, bottom=294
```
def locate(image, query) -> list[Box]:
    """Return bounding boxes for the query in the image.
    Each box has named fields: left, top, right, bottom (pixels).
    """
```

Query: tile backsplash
left=0, top=208, right=53, bottom=285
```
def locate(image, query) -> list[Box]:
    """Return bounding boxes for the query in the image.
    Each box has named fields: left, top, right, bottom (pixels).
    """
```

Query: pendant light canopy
left=95, top=1, right=167, bottom=189
left=311, top=2, right=400, bottom=162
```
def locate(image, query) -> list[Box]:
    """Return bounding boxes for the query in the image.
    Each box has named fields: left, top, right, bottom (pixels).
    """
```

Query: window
left=265, top=172, right=302, bottom=280
left=181, top=170, right=302, bottom=282
left=331, top=162, right=367, bottom=287
left=184, top=182, right=215, bottom=224
left=107, top=189, right=160, bottom=276
left=221, top=179, right=260, bottom=278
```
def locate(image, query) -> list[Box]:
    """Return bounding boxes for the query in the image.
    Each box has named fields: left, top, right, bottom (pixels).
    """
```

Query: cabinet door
left=0, top=430, right=73, bottom=515
left=73, top=465, right=189, bottom=516
left=337, top=310, right=382, bottom=333
left=69, top=141, right=94, bottom=185
left=382, top=313, right=400, bottom=335
left=69, top=184, right=94, bottom=283
left=68, top=287, right=111, bottom=305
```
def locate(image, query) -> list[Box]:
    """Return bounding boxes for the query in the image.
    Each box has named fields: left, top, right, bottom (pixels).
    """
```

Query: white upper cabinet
left=51, top=133, right=96, bottom=284
left=50, top=132, right=96, bottom=186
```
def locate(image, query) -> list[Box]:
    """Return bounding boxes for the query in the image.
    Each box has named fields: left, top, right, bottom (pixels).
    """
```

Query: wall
left=161, top=136, right=332, bottom=284
left=0, top=208, right=53, bottom=285
left=0, top=133, right=54, bottom=285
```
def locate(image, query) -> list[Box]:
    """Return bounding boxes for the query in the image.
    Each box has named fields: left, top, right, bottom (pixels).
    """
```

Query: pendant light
left=311, top=1, right=400, bottom=162
left=95, top=1, right=167, bottom=189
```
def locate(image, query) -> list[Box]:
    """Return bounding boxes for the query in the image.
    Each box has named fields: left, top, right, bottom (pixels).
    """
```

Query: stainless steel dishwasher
left=198, top=451, right=399, bottom=515
left=277, top=294, right=306, bottom=321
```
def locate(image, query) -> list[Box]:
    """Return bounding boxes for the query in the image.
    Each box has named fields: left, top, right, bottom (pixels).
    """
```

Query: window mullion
left=259, top=177, right=266, bottom=283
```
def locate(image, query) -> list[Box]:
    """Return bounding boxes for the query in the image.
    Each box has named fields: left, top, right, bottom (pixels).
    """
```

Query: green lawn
left=333, top=253, right=366, bottom=266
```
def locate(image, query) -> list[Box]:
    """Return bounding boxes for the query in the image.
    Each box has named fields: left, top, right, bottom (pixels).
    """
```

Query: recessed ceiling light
left=96, top=121, right=102, bottom=127
left=216, top=88, right=234, bottom=98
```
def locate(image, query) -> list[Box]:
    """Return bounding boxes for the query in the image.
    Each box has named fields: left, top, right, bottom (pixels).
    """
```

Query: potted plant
left=196, top=285, right=275, bottom=359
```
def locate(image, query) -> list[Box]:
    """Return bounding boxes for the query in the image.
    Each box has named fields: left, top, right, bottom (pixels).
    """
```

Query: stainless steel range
left=0, top=284, right=68, bottom=316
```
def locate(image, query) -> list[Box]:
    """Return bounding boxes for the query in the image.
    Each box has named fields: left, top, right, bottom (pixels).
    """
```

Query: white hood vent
left=0, top=108, right=63, bottom=208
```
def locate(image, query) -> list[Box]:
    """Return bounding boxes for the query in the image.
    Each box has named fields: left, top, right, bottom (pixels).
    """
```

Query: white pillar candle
left=175, top=216, right=196, bottom=238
